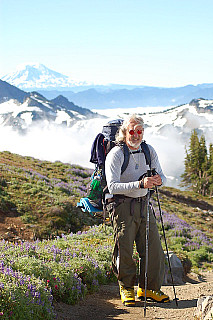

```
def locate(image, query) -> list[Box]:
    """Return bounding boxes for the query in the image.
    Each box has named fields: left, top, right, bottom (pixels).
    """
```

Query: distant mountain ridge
left=0, top=79, right=212, bottom=188
left=2, top=63, right=213, bottom=108
left=0, top=79, right=101, bottom=131
left=0, top=78, right=212, bottom=144
left=38, top=85, right=213, bottom=109
left=0, top=79, right=29, bottom=103
left=51, top=95, right=93, bottom=116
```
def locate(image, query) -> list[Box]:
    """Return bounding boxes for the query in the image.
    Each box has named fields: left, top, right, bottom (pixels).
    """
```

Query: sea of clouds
left=0, top=107, right=187, bottom=188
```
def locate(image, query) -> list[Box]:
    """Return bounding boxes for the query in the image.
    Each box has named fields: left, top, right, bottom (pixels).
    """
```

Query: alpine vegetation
left=181, top=130, right=213, bottom=196
left=0, top=226, right=116, bottom=319
left=0, top=151, right=212, bottom=318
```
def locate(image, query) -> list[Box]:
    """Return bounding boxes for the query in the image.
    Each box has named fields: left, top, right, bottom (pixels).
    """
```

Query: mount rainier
left=1, top=63, right=90, bottom=90
left=2, top=63, right=213, bottom=108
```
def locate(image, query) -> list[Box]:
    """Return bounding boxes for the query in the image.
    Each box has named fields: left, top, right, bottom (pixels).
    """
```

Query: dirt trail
left=55, top=271, right=213, bottom=320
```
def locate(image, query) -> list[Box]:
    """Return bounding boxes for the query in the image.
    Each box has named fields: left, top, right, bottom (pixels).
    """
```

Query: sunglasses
left=128, top=129, right=143, bottom=135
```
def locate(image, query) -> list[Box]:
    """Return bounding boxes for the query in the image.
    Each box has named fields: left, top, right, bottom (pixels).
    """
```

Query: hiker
left=105, top=114, right=170, bottom=306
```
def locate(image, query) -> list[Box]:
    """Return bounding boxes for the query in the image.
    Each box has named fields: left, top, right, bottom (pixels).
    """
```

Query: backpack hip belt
left=106, top=194, right=147, bottom=217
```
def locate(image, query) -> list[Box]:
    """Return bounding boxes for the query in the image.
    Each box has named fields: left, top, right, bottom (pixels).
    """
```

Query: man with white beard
left=105, top=114, right=170, bottom=306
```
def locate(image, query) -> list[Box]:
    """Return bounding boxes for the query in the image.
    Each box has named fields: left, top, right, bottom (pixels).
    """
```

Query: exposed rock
left=181, top=256, right=192, bottom=275
left=196, top=296, right=213, bottom=320
left=163, top=252, right=185, bottom=285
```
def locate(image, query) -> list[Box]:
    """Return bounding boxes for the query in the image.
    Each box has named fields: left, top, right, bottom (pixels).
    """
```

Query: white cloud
left=1, top=104, right=211, bottom=190
left=0, top=118, right=185, bottom=189
left=0, top=119, right=107, bottom=169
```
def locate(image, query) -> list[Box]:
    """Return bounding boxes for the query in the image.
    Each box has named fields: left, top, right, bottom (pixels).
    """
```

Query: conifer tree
left=199, top=135, right=207, bottom=170
left=181, top=130, right=200, bottom=190
left=198, top=135, right=209, bottom=195
left=208, top=143, right=213, bottom=196
left=181, top=130, right=212, bottom=195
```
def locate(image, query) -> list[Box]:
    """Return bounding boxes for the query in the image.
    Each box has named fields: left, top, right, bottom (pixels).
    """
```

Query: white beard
left=128, top=140, right=141, bottom=149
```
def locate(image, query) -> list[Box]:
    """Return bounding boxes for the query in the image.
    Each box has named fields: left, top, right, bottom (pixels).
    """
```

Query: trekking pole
left=155, top=186, right=178, bottom=307
left=144, top=171, right=151, bottom=317
left=103, top=205, right=106, bottom=232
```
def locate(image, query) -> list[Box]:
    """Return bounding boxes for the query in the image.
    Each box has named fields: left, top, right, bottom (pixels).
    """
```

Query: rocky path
left=55, top=271, right=213, bottom=320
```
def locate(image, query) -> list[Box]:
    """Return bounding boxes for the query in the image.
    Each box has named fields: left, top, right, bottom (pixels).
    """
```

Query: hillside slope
left=0, top=151, right=212, bottom=319
left=0, top=151, right=100, bottom=239
left=0, top=150, right=212, bottom=243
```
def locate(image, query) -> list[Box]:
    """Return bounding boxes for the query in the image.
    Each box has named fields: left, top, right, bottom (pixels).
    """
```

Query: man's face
left=125, top=120, right=144, bottom=150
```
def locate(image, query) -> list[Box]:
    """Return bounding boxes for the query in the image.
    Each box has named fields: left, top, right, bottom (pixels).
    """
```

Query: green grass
left=0, top=151, right=212, bottom=267
left=0, top=151, right=212, bottom=317
left=0, top=151, right=100, bottom=238
left=156, top=187, right=213, bottom=239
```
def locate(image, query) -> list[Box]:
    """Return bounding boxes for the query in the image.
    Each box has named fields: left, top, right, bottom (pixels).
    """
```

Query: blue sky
left=1, top=0, right=213, bottom=87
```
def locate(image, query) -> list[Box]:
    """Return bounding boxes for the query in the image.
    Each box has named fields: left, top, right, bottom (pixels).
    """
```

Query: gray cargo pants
left=107, top=196, right=165, bottom=290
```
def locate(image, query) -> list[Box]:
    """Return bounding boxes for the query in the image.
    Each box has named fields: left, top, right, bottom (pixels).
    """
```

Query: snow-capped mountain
left=0, top=80, right=101, bottom=131
left=143, top=99, right=213, bottom=141
left=93, top=98, right=213, bottom=142
left=0, top=93, right=101, bottom=131
left=0, top=77, right=212, bottom=140
left=2, top=63, right=213, bottom=108
left=1, top=63, right=89, bottom=90
left=91, top=100, right=212, bottom=187
left=0, top=79, right=212, bottom=188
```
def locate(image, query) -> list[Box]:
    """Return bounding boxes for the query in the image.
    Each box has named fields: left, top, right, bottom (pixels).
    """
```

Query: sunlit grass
left=0, top=151, right=99, bottom=238
left=0, top=151, right=212, bottom=317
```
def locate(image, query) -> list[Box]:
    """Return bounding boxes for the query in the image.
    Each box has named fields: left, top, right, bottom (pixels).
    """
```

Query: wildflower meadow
left=0, top=226, right=116, bottom=319
left=0, top=151, right=212, bottom=319
left=0, top=219, right=212, bottom=319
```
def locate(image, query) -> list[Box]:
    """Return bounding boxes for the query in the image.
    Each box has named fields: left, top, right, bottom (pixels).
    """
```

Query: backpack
left=87, top=119, right=151, bottom=210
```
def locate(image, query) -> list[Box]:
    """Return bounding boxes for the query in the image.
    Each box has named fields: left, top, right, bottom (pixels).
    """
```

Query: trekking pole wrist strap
left=139, top=178, right=145, bottom=189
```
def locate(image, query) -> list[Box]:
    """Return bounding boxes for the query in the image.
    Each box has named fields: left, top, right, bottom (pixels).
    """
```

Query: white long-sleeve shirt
left=105, top=143, right=166, bottom=198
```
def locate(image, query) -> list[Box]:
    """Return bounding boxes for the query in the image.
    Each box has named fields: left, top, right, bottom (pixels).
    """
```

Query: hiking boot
left=137, top=287, right=170, bottom=303
left=120, top=285, right=135, bottom=306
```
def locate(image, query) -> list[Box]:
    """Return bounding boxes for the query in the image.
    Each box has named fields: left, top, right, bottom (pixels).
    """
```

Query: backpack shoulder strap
left=141, top=141, right=151, bottom=168
left=119, top=143, right=130, bottom=174
left=118, top=141, right=151, bottom=174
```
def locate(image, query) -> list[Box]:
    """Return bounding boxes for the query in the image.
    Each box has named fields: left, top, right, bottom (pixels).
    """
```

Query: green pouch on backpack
left=87, top=169, right=104, bottom=209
